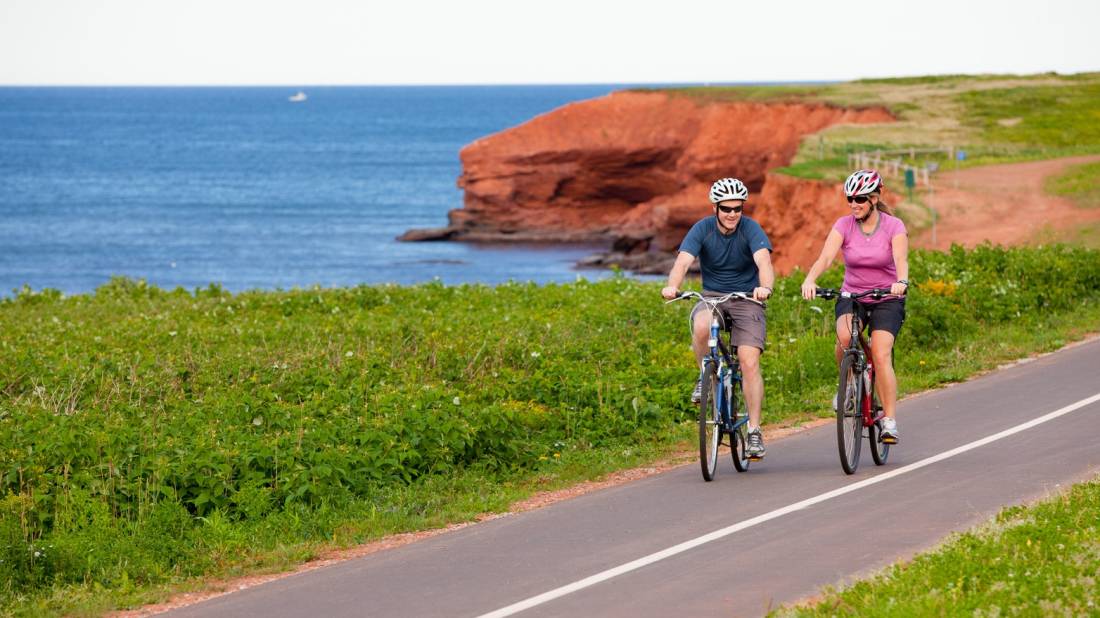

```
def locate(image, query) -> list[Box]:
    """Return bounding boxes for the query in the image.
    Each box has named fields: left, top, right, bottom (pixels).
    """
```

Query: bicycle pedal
left=747, top=455, right=765, bottom=462
left=881, top=436, right=898, bottom=445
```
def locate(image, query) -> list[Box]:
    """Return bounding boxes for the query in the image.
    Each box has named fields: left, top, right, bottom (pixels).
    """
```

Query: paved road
left=166, top=339, right=1100, bottom=617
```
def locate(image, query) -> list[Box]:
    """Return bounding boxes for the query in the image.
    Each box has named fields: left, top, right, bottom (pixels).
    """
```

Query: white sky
left=1, top=0, right=1097, bottom=85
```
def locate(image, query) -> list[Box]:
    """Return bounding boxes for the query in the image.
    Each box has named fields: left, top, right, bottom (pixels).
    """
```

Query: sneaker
left=691, top=379, right=703, bottom=404
left=880, top=418, right=899, bottom=444
left=746, top=429, right=766, bottom=460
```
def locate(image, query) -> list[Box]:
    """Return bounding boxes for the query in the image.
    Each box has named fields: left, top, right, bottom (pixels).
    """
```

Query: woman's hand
left=661, top=286, right=680, bottom=300
left=891, top=281, right=909, bottom=296
left=800, top=279, right=817, bottom=300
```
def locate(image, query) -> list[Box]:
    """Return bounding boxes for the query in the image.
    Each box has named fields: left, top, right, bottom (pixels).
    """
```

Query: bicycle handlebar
left=665, top=290, right=765, bottom=307
left=813, top=287, right=898, bottom=301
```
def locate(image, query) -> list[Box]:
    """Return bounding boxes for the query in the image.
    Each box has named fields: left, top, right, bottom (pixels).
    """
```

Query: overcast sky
left=1, top=0, right=1097, bottom=85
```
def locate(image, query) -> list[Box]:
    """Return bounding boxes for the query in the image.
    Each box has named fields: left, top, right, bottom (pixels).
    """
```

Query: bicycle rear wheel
left=728, top=378, right=750, bottom=472
left=868, top=417, right=890, bottom=465
left=698, top=364, right=721, bottom=481
left=836, top=354, right=863, bottom=474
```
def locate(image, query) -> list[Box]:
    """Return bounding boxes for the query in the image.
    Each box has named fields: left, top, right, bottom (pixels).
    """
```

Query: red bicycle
left=814, top=287, right=893, bottom=474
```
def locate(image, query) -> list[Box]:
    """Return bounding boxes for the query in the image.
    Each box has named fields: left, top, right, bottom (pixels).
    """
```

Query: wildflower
left=452, top=397, right=461, bottom=406
left=530, top=351, right=541, bottom=358
left=345, top=351, right=354, bottom=357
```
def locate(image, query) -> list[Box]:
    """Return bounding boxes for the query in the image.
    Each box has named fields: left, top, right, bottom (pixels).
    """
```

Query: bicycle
left=812, top=287, right=897, bottom=475
left=667, top=291, right=763, bottom=481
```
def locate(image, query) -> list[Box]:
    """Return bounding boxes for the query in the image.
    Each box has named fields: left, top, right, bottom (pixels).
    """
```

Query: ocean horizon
left=0, top=85, right=683, bottom=296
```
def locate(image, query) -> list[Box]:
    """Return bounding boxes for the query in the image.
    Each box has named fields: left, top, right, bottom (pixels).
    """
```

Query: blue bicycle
left=669, top=291, right=760, bottom=481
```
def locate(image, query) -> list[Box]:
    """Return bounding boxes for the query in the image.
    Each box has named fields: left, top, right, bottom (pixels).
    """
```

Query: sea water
left=0, top=85, right=642, bottom=295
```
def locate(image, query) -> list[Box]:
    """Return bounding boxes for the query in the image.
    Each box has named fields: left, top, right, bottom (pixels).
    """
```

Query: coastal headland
left=400, top=90, right=892, bottom=274
left=403, top=73, right=1100, bottom=272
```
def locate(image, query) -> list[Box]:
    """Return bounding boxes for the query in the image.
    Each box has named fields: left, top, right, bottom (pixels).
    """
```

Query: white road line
left=477, top=391, right=1100, bottom=618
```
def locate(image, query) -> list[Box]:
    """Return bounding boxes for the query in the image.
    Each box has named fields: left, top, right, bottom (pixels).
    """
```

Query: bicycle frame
left=703, top=309, right=748, bottom=435
left=842, top=305, right=885, bottom=429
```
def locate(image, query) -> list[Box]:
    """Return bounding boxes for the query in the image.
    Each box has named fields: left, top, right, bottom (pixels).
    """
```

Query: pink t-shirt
left=833, top=212, right=907, bottom=298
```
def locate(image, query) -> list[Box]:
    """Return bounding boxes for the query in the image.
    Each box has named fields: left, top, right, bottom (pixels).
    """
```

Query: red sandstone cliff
left=401, top=90, right=894, bottom=273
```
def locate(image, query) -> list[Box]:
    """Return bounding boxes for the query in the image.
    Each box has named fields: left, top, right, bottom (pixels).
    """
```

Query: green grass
left=959, top=83, right=1100, bottom=151
left=774, top=478, right=1100, bottom=617
left=657, top=72, right=1100, bottom=181
left=1045, top=160, right=1100, bottom=209
left=3, top=244, right=1100, bottom=615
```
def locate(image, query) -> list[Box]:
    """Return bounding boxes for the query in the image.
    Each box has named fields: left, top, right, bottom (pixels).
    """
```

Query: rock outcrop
left=400, top=90, right=894, bottom=273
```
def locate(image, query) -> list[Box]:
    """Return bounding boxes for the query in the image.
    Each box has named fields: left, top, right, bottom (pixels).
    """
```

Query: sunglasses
left=716, top=204, right=743, bottom=214
left=847, top=195, right=873, bottom=204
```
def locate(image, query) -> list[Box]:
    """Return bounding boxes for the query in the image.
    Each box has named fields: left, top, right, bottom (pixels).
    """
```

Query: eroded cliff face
left=752, top=173, right=851, bottom=273
left=401, top=90, right=893, bottom=273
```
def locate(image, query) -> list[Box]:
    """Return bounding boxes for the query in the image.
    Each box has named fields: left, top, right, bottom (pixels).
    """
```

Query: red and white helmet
left=709, top=177, right=749, bottom=203
left=844, top=169, right=883, bottom=197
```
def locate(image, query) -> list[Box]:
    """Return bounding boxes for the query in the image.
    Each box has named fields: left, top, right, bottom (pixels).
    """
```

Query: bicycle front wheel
left=698, top=364, right=721, bottom=481
left=728, top=378, right=750, bottom=472
left=836, top=354, right=863, bottom=475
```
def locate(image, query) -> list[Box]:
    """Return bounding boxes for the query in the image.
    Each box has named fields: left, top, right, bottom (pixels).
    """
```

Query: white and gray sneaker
left=880, top=417, right=899, bottom=444
left=691, top=379, right=703, bottom=404
left=746, top=429, right=766, bottom=460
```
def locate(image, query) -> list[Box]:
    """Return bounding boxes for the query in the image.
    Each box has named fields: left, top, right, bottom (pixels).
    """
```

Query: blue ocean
left=0, top=86, right=640, bottom=295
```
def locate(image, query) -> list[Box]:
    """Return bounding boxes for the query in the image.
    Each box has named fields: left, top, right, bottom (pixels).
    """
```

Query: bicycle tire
left=868, top=417, right=890, bottom=465
left=698, top=364, right=721, bottom=481
left=728, top=377, right=750, bottom=472
left=836, top=353, right=863, bottom=474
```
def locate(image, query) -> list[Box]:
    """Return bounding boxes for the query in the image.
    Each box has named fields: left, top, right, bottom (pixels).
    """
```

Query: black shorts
left=835, top=297, right=906, bottom=338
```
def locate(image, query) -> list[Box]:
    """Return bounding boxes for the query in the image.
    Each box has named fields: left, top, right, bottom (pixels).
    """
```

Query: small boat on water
left=288, top=91, right=307, bottom=103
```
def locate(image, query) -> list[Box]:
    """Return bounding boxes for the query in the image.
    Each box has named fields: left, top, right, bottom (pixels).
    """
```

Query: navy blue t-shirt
left=679, top=216, right=772, bottom=292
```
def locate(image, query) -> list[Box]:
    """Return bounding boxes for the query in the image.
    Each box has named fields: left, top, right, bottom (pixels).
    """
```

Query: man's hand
left=661, top=286, right=680, bottom=300
left=753, top=286, right=772, bottom=301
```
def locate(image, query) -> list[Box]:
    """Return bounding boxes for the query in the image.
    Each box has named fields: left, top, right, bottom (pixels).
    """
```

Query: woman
left=800, top=169, right=909, bottom=443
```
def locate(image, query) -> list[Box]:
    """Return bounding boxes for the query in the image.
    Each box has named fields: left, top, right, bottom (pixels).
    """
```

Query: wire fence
left=847, top=147, right=955, bottom=187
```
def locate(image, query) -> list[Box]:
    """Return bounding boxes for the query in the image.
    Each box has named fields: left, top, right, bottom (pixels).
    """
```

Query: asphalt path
left=166, top=338, right=1100, bottom=618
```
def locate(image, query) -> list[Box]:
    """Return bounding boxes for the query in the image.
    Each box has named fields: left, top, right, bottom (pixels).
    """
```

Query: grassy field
left=650, top=72, right=1100, bottom=182
left=775, top=477, right=1100, bottom=617
left=1045, top=160, right=1100, bottom=209
left=3, top=244, right=1100, bottom=615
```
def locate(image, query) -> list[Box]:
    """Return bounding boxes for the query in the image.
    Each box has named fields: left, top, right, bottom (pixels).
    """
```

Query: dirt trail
left=911, top=155, right=1100, bottom=250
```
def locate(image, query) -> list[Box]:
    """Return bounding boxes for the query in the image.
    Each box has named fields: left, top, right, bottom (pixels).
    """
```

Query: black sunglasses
left=847, top=195, right=872, bottom=204
left=717, top=204, right=743, bottom=214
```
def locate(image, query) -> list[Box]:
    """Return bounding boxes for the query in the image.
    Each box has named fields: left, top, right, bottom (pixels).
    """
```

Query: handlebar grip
left=815, top=287, right=838, bottom=299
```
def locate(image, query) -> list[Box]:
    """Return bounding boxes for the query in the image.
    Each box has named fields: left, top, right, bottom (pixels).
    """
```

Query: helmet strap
left=715, top=212, right=737, bottom=234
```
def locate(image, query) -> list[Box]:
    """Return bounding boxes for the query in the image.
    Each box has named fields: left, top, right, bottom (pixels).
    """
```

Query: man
left=661, top=177, right=775, bottom=459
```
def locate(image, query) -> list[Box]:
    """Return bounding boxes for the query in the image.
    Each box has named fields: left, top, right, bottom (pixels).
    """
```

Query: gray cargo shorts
left=689, top=293, right=767, bottom=351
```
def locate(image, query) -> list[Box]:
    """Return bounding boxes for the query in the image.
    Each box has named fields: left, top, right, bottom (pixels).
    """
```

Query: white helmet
left=709, top=178, right=749, bottom=204
left=844, top=169, right=883, bottom=197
